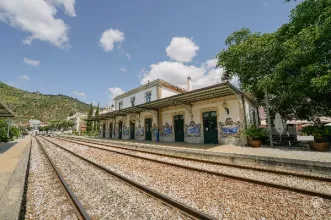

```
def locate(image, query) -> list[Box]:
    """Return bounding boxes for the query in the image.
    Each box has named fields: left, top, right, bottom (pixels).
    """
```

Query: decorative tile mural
left=219, top=118, right=240, bottom=137
left=122, top=125, right=129, bottom=136
left=185, top=121, right=201, bottom=137
left=152, top=123, right=158, bottom=137
left=162, top=123, right=173, bottom=137
left=135, top=124, right=144, bottom=136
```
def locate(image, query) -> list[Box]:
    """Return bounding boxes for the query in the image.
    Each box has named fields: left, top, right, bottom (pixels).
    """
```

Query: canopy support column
left=7, top=119, right=11, bottom=138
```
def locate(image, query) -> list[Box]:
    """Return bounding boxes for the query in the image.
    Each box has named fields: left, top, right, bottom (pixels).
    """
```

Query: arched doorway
left=130, top=122, right=135, bottom=139
left=203, top=111, right=218, bottom=144
left=174, top=115, right=184, bottom=142
left=109, top=123, right=113, bottom=138
left=145, top=118, right=152, bottom=141
left=102, top=124, right=106, bottom=138
left=118, top=121, right=123, bottom=139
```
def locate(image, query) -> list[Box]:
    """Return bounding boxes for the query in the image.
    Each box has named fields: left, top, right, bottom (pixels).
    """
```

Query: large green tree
left=86, top=103, right=93, bottom=133
left=217, top=0, right=331, bottom=121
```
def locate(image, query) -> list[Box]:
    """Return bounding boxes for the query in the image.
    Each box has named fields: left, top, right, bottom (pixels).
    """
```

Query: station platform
left=90, top=137, right=331, bottom=163
left=0, top=136, right=31, bottom=197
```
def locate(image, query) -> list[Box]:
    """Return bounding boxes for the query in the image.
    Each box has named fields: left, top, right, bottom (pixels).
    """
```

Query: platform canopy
left=89, top=82, right=252, bottom=121
left=0, top=99, right=15, bottom=118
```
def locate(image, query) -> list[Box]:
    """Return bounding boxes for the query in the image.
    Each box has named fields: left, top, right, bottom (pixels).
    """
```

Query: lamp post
left=222, top=101, right=230, bottom=115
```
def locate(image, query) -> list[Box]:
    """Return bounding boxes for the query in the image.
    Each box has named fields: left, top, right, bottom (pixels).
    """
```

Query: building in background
left=28, top=119, right=41, bottom=135
left=66, top=112, right=87, bottom=132
left=93, top=78, right=259, bottom=145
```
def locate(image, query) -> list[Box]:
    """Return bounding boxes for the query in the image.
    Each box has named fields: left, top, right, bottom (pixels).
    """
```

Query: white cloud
left=125, top=53, right=131, bottom=60
left=108, top=87, right=125, bottom=105
left=73, top=91, right=86, bottom=97
left=100, top=29, right=125, bottom=52
left=120, top=67, right=127, bottom=72
left=139, top=60, right=227, bottom=90
left=166, top=37, right=199, bottom=63
left=230, top=76, right=240, bottom=88
left=20, top=74, right=29, bottom=80
left=0, top=0, right=76, bottom=47
left=205, top=58, right=217, bottom=69
left=23, top=57, right=40, bottom=66
left=52, top=0, right=76, bottom=17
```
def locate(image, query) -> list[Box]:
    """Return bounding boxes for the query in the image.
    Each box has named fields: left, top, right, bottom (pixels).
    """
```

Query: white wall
left=161, top=86, right=181, bottom=99
left=160, top=98, right=241, bottom=143
left=244, top=97, right=258, bottom=126
left=115, top=86, right=158, bottom=110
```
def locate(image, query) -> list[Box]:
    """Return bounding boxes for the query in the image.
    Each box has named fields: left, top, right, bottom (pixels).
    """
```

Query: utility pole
left=265, top=91, right=273, bottom=147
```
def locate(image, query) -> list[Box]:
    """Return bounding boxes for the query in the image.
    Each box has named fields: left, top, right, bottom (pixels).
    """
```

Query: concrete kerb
left=64, top=135, right=331, bottom=176
left=0, top=138, right=31, bottom=220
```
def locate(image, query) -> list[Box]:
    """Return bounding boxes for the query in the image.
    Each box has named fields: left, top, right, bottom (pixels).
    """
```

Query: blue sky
left=0, top=0, right=302, bottom=107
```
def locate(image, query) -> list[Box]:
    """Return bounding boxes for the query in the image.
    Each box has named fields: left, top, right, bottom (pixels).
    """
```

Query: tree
left=86, top=103, right=93, bottom=133
left=93, top=103, right=100, bottom=132
left=0, top=119, right=9, bottom=142
left=217, top=0, right=331, bottom=121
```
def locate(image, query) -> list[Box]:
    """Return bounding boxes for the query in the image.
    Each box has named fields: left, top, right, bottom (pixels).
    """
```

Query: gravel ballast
left=37, top=137, right=192, bottom=219
left=48, top=137, right=331, bottom=220
left=65, top=136, right=331, bottom=178
left=25, top=139, right=78, bottom=219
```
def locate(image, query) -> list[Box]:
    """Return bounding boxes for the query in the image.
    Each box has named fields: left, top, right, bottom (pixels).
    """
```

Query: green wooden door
left=118, top=121, right=123, bottom=139
left=203, top=111, right=218, bottom=144
left=102, top=124, right=106, bottom=138
left=145, top=118, right=152, bottom=141
left=130, top=122, right=135, bottom=139
left=109, top=123, right=113, bottom=138
left=174, top=115, right=184, bottom=142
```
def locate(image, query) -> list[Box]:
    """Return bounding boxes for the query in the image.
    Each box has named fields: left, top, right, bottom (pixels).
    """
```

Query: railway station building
left=94, top=78, right=259, bottom=145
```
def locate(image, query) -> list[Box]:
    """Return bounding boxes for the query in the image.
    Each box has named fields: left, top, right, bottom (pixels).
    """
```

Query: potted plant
left=301, top=125, right=330, bottom=152
left=244, top=126, right=269, bottom=148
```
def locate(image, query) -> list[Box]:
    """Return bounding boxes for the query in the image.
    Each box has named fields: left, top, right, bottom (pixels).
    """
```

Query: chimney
left=187, top=76, right=192, bottom=91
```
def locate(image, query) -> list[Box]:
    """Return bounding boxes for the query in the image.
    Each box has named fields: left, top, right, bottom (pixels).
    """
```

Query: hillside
left=0, top=82, right=92, bottom=122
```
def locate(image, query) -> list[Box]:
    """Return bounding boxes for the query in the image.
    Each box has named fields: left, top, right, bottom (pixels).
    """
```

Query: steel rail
left=61, top=136, right=331, bottom=183
left=55, top=136, right=331, bottom=200
left=39, top=136, right=215, bottom=220
left=35, top=137, right=92, bottom=220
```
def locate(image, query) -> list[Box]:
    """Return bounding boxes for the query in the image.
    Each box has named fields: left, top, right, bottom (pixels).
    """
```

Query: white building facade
left=95, top=78, right=259, bottom=146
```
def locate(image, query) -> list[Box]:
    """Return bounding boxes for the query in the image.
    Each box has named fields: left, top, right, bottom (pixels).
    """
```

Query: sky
left=0, top=0, right=302, bottom=107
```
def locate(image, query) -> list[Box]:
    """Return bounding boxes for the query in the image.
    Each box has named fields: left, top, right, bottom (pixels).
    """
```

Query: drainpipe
left=241, top=95, right=247, bottom=129
left=157, top=109, right=160, bottom=142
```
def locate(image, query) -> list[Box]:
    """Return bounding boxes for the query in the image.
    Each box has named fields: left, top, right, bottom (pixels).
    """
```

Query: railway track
left=34, top=137, right=91, bottom=220
left=37, top=136, right=215, bottom=220
left=54, top=136, right=331, bottom=200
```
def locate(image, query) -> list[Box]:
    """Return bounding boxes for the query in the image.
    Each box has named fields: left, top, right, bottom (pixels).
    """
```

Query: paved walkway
left=89, top=137, right=331, bottom=163
left=208, top=145, right=331, bottom=163
left=0, top=136, right=31, bottom=197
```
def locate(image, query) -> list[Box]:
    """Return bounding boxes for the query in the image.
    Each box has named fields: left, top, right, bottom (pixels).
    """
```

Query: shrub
left=10, top=126, right=20, bottom=138
left=244, top=125, right=269, bottom=140
left=301, top=125, right=331, bottom=137
left=88, top=130, right=99, bottom=137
